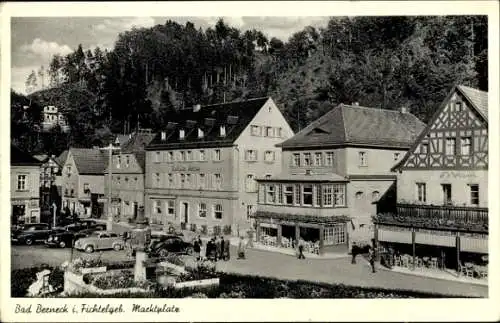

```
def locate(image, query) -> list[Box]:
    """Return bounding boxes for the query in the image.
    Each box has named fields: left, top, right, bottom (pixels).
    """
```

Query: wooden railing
left=396, top=203, right=488, bottom=225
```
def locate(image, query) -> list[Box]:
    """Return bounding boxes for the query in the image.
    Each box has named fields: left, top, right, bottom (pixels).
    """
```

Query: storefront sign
left=439, top=171, right=478, bottom=179
left=172, top=165, right=201, bottom=172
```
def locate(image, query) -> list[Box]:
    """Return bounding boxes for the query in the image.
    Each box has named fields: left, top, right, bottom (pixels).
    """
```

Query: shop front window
left=284, top=185, right=294, bottom=205
left=302, top=184, right=313, bottom=206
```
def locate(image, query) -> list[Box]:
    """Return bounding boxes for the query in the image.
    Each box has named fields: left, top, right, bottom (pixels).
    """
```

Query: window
left=333, top=184, right=346, bottom=206
left=303, top=153, right=312, bottom=166
left=198, top=128, right=204, bottom=139
left=246, top=205, right=254, bottom=219
left=277, top=127, right=283, bottom=138
left=292, top=153, right=301, bottom=167
left=323, top=184, right=333, bottom=206
left=416, top=183, right=426, bottom=202
left=180, top=174, right=186, bottom=188
left=421, top=143, right=429, bottom=154
left=214, top=174, right=222, bottom=189
left=155, top=152, right=161, bottom=163
left=314, top=153, right=323, bottom=166
left=199, top=174, right=206, bottom=188
left=167, top=200, right=175, bottom=217
left=469, top=184, right=479, bottom=205
left=165, top=151, right=172, bottom=162
left=372, top=191, right=380, bottom=202
left=394, top=153, right=400, bottom=161
left=153, top=200, right=162, bottom=214
left=314, top=185, right=321, bottom=206
left=180, top=151, right=186, bottom=161
left=179, top=129, right=185, bottom=139
left=265, top=126, right=273, bottom=137
left=302, top=184, right=313, bottom=206
left=294, top=184, right=301, bottom=205
left=277, top=184, right=283, bottom=204
left=186, top=174, right=191, bottom=187
left=442, top=184, right=452, bottom=205
left=17, top=175, right=27, bottom=190
left=246, top=174, right=256, bottom=192
left=214, top=204, right=223, bottom=219
left=83, top=183, right=89, bottom=192
left=355, top=191, right=364, bottom=199
left=359, top=151, right=367, bottom=167
left=266, top=184, right=276, bottom=204
left=199, top=150, right=206, bottom=161
left=245, top=150, right=257, bottom=161
left=186, top=150, right=192, bottom=161
left=333, top=224, right=346, bottom=244
left=220, top=126, right=226, bottom=137
left=168, top=174, right=174, bottom=187
left=116, top=155, right=121, bottom=168
left=284, top=185, right=294, bottom=205
left=456, top=101, right=463, bottom=112
left=264, top=151, right=275, bottom=162
left=213, top=149, right=221, bottom=161
left=445, top=138, right=456, bottom=156
left=125, top=155, right=130, bottom=167
left=251, top=125, right=261, bottom=136
left=198, top=203, right=207, bottom=218
left=461, top=137, right=471, bottom=156
left=325, top=152, right=334, bottom=166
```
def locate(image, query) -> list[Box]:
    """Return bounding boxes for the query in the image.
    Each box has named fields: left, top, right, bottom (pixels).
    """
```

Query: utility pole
left=100, top=140, right=121, bottom=231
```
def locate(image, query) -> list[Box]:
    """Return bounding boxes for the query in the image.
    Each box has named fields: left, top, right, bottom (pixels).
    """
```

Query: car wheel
left=25, top=238, right=33, bottom=246
left=113, top=243, right=122, bottom=251
left=85, top=245, right=94, bottom=253
left=159, top=249, right=168, bottom=257
left=59, top=241, right=66, bottom=248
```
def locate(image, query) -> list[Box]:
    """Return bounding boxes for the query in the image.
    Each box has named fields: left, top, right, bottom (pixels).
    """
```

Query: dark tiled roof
left=279, top=104, right=425, bottom=149
left=70, top=148, right=107, bottom=175
left=33, top=154, right=49, bottom=162
left=115, top=134, right=132, bottom=148
left=146, top=97, right=270, bottom=150
left=55, top=150, right=68, bottom=168
left=458, top=85, right=488, bottom=121
left=11, top=145, right=42, bottom=166
left=122, top=131, right=156, bottom=154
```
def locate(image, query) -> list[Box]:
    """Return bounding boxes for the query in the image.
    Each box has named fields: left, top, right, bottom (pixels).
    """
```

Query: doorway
left=442, top=184, right=452, bottom=205
left=182, top=202, right=189, bottom=224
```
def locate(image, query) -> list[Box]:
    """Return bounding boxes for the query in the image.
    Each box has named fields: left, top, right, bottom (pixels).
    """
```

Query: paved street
left=11, top=241, right=487, bottom=298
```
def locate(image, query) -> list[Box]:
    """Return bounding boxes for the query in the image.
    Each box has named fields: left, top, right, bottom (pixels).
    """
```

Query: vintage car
left=46, top=228, right=96, bottom=248
left=146, top=234, right=194, bottom=257
left=11, top=223, right=53, bottom=245
left=74, top=231, right=124, bottom=253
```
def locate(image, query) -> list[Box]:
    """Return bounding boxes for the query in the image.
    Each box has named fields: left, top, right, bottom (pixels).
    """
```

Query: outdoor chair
left=394, top=256, right=402, bottom=267
left=416, top=258, right=424, bottom=268
left=429, top=257, right=438, bottom=269
left=460, top=264, right=474, bottom=278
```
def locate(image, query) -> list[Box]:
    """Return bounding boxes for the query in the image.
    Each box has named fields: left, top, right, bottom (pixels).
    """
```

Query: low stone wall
left=63, top=270, right=148, bottom=296
left=174, top=278, right=220, bottom=289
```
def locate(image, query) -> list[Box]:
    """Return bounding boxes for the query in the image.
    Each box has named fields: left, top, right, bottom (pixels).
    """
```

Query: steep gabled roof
left=392, top=84, right=488, bottom=171
left=11, top=145, right=43, bottom=166
left=278, top=104, right=425, bottom=149
left=146, top=97, right=270, bottom=150
left=122, top=131, right=156, bottom=154
left=55, top=150, right=68, bottom=168
left=457, top=85, right=488, bottom=121
left=69, top=148, right=107, bottom=175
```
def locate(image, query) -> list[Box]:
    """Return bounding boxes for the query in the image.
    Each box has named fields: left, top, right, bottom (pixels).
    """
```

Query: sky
left=11, top=16, right=330, bottom=94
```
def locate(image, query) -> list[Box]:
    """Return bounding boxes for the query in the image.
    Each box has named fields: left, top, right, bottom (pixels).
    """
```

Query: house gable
left=395, top=86, right=488, bottom=171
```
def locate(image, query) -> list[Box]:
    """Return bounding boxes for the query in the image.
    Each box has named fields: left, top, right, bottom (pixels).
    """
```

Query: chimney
left=193, top=104, right=201, bottom=112
left=161, top=131, right=166, bottom=141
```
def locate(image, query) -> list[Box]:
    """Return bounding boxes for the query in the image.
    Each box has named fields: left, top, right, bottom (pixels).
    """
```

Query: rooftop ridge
left=198, top=96, right=269, bottom=109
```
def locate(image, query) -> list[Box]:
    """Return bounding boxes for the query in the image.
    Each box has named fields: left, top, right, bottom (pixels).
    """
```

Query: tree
left=25, top=70, right=38, bottom=94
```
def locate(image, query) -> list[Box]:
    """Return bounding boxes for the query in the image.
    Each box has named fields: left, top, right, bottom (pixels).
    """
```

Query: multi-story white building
left=41, top=105, right=69, bottom=132
left=144, top=97, right=294, bottom=236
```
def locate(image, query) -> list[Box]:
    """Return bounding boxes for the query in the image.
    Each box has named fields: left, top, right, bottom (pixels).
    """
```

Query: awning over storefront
left=251, top=211, right=350, bottom=225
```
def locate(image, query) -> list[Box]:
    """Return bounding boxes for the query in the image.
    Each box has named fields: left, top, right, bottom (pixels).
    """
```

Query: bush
left=11, top=266, right=64, bottom=297
left=164, top=253, right=184, bottom=267
left=223, top=225, right=232, bottom=235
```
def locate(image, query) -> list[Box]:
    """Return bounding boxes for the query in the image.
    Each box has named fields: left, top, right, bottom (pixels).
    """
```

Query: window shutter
left=258, top=183, right=265, bottom=203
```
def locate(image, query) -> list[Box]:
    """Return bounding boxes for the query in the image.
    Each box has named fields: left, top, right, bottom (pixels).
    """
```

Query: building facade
left=104, top=129, right=155, bottom=222
left=11, top=145, right=42, bottom=224
left=375, top=85, right=488, bottom=272
left=41, top=105, right=69, bottom=132
left=33, top=154, right=64, bottom=223
left=254, top=104, right=425, bottom=254
left=61, top=148, right=107, bottom=218
left=144, top=97, right=294, bottom=235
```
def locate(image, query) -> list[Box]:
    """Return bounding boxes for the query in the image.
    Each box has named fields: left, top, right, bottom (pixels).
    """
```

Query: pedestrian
left=219, top=236, right=225, bottom=260
left=351, top=242, right=358, bottom=264
left=193, top=238, right=201, bottom=261
left=122, top=231, right=132, bottom=258
left=223, top=236, right=230, bottom=260
left=215, top=236, right=222, bottom=261
left=209, top=238, right=217, bottom=261
left=297, top=239, right=305, bottom=260
left=237, top=236, right=246, bottom=259
left=205, top=238, right=212, bottom=260
left=368, top=246, right=376, bottom=273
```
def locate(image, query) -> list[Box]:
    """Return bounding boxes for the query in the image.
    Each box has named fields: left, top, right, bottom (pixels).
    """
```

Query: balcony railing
left=374, top=203, right=488, bottom=233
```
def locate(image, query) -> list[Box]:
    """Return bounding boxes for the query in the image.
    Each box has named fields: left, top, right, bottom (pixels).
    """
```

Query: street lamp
left=100, top=139, right=121, bottom=231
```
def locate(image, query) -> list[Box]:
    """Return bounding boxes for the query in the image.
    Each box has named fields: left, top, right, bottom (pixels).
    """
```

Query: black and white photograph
left=1, top=1, right=499, bottom=322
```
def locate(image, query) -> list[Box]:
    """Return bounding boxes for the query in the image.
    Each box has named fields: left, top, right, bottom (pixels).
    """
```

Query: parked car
left=63, top=219, right=105, bottom=232
left=11, top=223, right=53, bottom=245
left=46, top=228, right=96, bottom=248
left=74, top=231, right=124, bottom=253
left=146, top=235, right=194, bottom=257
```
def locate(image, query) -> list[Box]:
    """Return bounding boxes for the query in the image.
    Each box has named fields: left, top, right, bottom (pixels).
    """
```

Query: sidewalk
left=361, top=257, right=488, bottom=286
left=249, top=243, right=349, bottom=260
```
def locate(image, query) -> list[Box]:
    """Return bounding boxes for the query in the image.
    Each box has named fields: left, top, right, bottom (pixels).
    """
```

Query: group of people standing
left=192, top=235, right=248, bottom=261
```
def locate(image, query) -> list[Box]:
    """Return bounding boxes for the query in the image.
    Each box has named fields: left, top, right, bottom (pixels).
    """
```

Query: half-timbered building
left=375, top=85, right=488, bottom=277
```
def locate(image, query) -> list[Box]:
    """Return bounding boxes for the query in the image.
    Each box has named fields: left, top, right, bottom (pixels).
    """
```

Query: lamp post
left=100, top=140, right=121, bottom=231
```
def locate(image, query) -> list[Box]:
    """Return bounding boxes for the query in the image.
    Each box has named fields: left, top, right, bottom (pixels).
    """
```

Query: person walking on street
left=223, top=236, right=230, bottom=260
left=351, top=242, right=358, bottom=264
left=369, top=246, right=376, bottom=273
left=297, top=239, right=305, bottom=260
left=215, top=236, right=222, bottom=261
left=237, top=236, right=246, bottom=259
left=193, top=238, right=201, bottom=261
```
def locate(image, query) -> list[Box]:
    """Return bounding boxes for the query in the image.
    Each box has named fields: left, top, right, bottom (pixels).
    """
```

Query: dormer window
left=161, top=131, right=166, bottom=141
left=198, top=128, right=204, bottom=139
left=220, top=125, right=226, bottom=137
left=179, top=129, right=185, bottom=140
